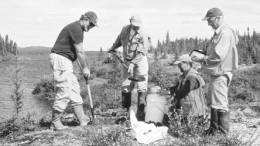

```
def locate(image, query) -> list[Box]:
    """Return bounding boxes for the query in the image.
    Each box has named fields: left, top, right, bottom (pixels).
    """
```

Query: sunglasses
left=207, top=17, right=217, bottom=23
left=89, top=22, right=95, bottom=27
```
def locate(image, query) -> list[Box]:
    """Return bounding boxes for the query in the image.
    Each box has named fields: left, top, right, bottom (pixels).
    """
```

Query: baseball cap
left=129, top=15, right=142, bottom=26
left=83, top=11, right=98, bottom=27
left=202, top=7, right=223, bottom=21
left=174, top=54, right=192, bottom=65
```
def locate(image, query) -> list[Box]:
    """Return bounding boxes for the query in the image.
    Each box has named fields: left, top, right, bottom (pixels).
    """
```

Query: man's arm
left=74, top=43, right=90, bottom=78
left=108, top=33, right=122, bottom=53
left=175, top=76, right=199, bottom=100
left=204, top=31, right=231, bottom=65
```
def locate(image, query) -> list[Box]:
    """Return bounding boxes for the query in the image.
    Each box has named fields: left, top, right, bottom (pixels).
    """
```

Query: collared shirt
left=110, top=25, right=150, bottom=64
left=203, top=22, right=239, bottom=76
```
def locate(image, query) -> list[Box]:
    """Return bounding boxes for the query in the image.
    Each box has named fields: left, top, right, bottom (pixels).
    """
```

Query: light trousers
left=209, top=72, right=233, bottom=111
left=121, top=56, right=148, bottom=93
left=49, top=53, right=83, bottom=112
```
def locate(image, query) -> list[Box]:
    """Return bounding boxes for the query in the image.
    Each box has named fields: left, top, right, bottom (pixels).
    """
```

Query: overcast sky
left=0, top=0, right=260, bottom=51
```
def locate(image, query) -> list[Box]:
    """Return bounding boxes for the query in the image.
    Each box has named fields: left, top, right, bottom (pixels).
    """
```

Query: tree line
left=0, top=34, right=18, bottom=56
left=149, top=27, right=260, bottom=65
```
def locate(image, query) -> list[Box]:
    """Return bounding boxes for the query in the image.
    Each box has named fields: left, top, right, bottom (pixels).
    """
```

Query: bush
left=82, top=83, right=121, bottom=112
left=149, top=61, right=181, bottom=90
left=167, top=108, right=242, bottom=145
left=32, top=78, right=55, bottom=101
left=0, top=113, right=41, bottom=140
left=229, top=64, right=260, bottom=103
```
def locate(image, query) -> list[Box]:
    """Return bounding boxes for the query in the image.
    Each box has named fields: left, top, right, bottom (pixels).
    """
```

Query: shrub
left=32, top=78, right=55, bottom=101
left=229, top=64, right=260, bottom=103
left=0, top=113, right=41, bottom=140
left=167, top=107, right=242, bottom=145
left=82, top=83, right=121, bottom=112
left=149, top=61, right=180, bottom=90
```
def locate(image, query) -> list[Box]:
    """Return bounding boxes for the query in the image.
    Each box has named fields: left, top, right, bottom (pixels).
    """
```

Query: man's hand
left=82, top=67, right=90, bottom=79
left=128, top=63, right=135, bottom=75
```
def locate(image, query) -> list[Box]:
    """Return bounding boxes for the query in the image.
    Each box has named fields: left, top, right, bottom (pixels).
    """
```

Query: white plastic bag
left=130, top=110, right=168, bottom=144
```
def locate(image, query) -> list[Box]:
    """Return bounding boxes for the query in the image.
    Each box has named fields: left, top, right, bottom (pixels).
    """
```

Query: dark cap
left=202, top=7, right=223, bottom=21
left=83, top=11, right=98, bottom=27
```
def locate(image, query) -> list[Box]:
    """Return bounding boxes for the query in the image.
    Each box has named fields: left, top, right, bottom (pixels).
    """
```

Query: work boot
left=122, top=92, right=131, bottom=112
left=51, top=110, right=68, bottom=131
left=218, top=110, right=230, bottom=135
left=73, top=105, right=90, bottom=126
left=136, top=91, right=147, bottom=121
left=204, top=108, right=218, bottom=135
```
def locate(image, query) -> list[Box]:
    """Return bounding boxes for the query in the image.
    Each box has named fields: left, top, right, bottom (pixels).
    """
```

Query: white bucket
left=145, top=94, right=167, bottom=123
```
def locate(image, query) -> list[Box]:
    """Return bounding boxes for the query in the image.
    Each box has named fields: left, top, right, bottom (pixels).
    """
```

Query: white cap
left=129, top=15, right=142, bottom=26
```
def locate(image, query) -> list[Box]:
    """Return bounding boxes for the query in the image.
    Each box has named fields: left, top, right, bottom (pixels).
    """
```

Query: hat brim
left=174, top=60, right=181, bottom=65
left=92, top=22, right=98, bottom=27
left=131, top=22, right=141, bottom=27
left=202, top=16, right=210, bottom=21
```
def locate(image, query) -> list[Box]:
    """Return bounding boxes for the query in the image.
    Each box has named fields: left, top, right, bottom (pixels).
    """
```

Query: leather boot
left=73, top=105, right=90, bottom=126
left=51, top=110, right=68, bottom=131
left=218, top=110, right=230, bottom=135
left=204, top=108, right=218, bottom=135
left=122, top=92, right=131, bottom=112
left=136, top=91, right=147, bottom=121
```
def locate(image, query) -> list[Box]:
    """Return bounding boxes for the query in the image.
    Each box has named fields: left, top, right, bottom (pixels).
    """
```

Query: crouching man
left=170, top=54, right=207, bottom=123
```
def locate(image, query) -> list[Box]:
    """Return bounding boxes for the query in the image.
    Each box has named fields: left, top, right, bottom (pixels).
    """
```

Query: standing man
left=49, top=11, right=98, bottom=130
left=192, top=7, right=238, bottom=135
left=170, top=54, right=207, bottom=123
left=108, top=15, right=150, bottom=121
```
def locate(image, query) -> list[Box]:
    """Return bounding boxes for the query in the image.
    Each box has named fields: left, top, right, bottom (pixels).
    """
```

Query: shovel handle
left=84, top=76, right=89, bottom=85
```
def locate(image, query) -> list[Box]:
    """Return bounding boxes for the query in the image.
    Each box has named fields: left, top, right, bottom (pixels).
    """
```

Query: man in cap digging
left=170, top=54, right=207, bottom=123
left=49, top=11, right=98, bottom=130
left=108, top=15, right=150, bottom=121
left=191, top=7, right=239, bottom=135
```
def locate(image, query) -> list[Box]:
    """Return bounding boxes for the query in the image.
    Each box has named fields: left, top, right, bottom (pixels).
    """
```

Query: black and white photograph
left=0, top=0, right=260, bottom=145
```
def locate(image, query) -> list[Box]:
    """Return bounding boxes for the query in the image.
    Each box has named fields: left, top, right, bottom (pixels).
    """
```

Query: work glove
left=128, top=63, right=135, bottom=75
left=82, top=67, right=90, bottom=79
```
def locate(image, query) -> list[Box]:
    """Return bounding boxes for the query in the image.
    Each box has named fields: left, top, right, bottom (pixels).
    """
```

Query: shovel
left=77, top=59, right=95, bottom=122
left=84, top=76, right=95, bottom=122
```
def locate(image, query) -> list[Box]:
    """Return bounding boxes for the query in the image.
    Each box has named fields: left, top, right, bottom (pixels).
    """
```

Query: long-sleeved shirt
left=203, top=23, right=239, bottom=76
left=110, top=25, right=150, bottom=65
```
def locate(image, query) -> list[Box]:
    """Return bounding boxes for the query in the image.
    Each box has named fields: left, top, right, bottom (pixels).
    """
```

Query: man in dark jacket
left=170, top=54, right=207, bottom=122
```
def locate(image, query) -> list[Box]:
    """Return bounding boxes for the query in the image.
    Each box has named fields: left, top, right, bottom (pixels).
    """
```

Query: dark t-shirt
left=51, top=21, right=83, bottom=62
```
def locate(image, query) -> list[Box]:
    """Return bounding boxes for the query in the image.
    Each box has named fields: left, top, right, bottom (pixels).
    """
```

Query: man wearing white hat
left=108, top=15, right=150, bottom=121
left=192, top=7, right=239, bottom=135
left=171, top=54, right=207, bottom=122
